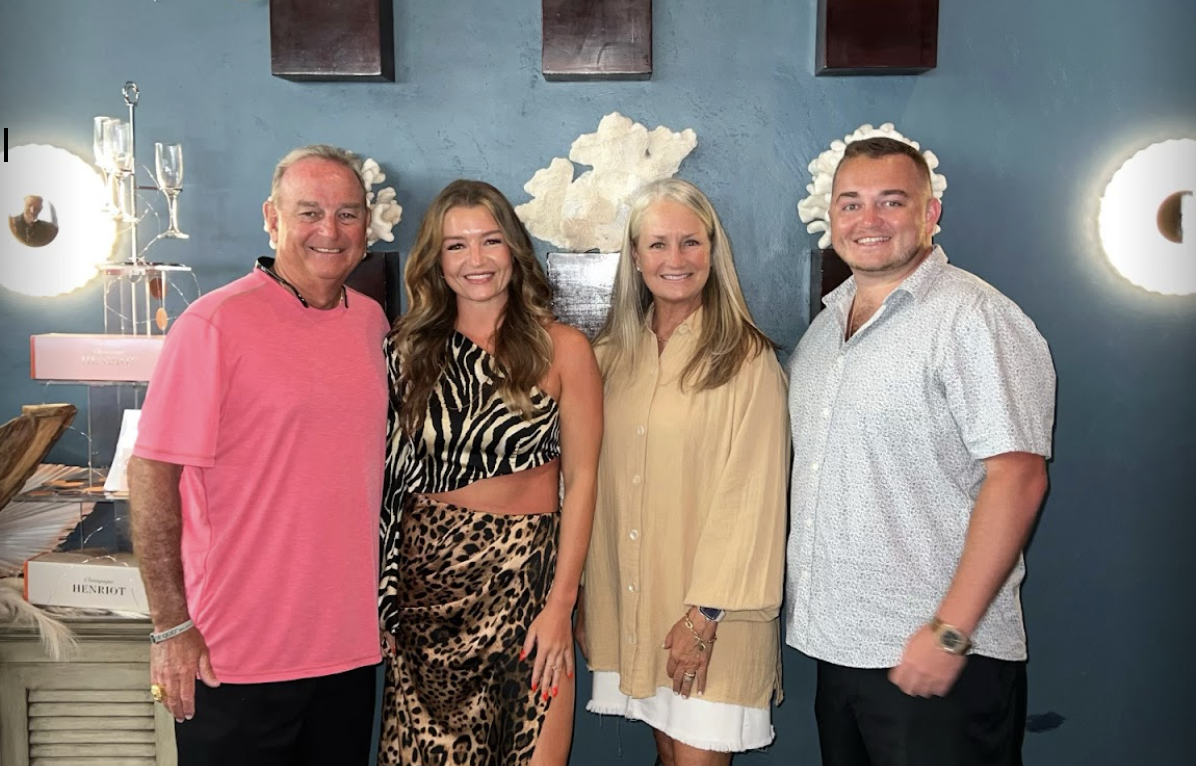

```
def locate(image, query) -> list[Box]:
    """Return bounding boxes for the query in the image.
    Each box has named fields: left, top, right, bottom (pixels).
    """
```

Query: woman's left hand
left=521, top=597, right=575, bottom=703
left=663, top=608, right=717, bottom=698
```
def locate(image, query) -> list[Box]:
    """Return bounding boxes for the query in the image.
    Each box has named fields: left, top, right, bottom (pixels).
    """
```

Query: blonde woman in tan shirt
left=575, top=179, right=790, bottom=766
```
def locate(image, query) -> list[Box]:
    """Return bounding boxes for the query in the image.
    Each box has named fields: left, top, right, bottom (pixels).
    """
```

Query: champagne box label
left=24, top=551, right=149, bottom=613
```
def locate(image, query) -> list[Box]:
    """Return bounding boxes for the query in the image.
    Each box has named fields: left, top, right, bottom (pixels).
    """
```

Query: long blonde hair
left=391, top=180, right=555, bottom=436
left=594, top=178, right=775, bottom=390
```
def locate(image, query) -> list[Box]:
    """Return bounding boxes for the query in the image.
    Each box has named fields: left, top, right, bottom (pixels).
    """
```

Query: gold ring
left=150, top=684, right=164, bottom=703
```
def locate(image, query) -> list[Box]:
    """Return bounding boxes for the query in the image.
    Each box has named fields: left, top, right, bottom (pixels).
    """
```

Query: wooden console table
left=0, top=616, right=176, bottom=766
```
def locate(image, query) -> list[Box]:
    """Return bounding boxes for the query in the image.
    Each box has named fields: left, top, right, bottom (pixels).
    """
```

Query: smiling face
left=262, top=156, right=368, bottom=299
left=829, top=153, right=941, bottom=283
left=23, top=196, right=43, bottom=225
left=633, top=198, right=712, bottom=314
left=439, top=205, right=514, bottom=312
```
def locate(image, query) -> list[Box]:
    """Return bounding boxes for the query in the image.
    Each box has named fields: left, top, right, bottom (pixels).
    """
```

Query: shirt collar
left=823, top=245, right=948, bottom=312
left=255, top=256, right=348, bottom=308
left=643, top=303, right=704, bottom=339
left=894, top=246, right=948, bottom=302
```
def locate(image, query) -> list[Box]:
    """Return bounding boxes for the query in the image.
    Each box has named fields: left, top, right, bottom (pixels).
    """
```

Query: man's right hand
left=150, top=627, right=219, bottom=722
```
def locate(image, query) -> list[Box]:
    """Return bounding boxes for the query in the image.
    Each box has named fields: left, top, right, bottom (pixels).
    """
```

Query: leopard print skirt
left=379, top=494, right=560, bottom=766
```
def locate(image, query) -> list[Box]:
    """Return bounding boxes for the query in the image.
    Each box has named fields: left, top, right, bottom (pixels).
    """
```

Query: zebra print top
left=389, top=330, right=560, bottom=496
left=379, top=330, right=561, bottom=632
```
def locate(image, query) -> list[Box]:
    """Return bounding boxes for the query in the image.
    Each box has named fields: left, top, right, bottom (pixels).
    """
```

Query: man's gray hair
left=269, top=144, right=367, bottom=203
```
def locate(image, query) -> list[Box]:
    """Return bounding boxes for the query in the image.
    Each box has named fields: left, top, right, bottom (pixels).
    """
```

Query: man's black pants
left=174, top=663, right=377, bottom=766
left=815, top=657, right=1027, bottom=766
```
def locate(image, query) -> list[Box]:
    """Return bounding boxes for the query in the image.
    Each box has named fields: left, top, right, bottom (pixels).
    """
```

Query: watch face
left=939, top=629, right=964, bottom=653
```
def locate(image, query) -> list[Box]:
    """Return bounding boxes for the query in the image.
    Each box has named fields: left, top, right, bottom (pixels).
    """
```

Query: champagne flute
left=103, top=120, right=135, bottom=222
left=154, top=143, right=189, bottom=239
left=93, top=117, right=118, bottom=215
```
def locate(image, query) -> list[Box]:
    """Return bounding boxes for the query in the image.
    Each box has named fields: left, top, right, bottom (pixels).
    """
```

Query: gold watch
left=928, top=617, right=971, bottom=656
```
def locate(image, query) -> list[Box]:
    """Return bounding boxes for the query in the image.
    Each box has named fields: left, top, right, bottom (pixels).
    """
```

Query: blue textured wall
left=2, top=2, right=1194, bottom=764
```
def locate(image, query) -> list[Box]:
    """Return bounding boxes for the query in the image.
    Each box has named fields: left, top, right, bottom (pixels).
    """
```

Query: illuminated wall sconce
left=1098, top=138, right=1195, bottom=296
left=0, top=144, right=117, bottom=297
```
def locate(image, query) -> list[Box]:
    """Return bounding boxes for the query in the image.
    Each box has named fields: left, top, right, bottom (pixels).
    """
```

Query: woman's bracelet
left=683, top=611, right=717, bottom=653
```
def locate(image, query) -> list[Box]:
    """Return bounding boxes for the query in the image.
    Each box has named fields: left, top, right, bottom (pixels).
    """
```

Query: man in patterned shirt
left=785, top=137, right=1055, bottom=766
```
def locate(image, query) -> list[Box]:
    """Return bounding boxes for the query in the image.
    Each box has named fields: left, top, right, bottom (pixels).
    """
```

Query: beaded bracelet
left=683, top=611, right=718, bottom=653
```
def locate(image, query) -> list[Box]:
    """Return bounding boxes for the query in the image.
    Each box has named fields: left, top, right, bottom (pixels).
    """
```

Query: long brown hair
left=595, top=178, right=775, bottom=390
left=391, top=179, right=555, bottom=436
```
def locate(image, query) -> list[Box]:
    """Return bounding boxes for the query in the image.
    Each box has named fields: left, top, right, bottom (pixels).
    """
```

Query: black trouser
left=815, top=657, right=1027, bottom=766
left=174, top=663, right=378, bottom=766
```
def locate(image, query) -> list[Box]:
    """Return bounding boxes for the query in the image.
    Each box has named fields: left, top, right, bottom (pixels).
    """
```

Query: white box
left=23, top=551, right=149, bottom=613
left=30, top=333, right=165, bottom=383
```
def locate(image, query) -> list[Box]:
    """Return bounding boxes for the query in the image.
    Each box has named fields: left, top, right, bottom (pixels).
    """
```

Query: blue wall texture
left=2, top=2, right=1194, bottom=764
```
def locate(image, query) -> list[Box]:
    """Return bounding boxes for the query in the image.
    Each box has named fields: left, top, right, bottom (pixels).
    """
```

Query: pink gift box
left=30, top=333, right=165, bottom=383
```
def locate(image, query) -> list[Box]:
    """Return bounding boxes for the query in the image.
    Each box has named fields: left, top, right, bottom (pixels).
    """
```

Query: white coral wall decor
left=360, top=158, right=403, bottom=245
left=797, top=123, right=947, bottom=249
left=264, top=156, right=403, bottom=248
left=516, top=113, right=698, bottom=252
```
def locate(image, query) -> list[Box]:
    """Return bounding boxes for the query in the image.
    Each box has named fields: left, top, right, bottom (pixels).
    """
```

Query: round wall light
left=0, top=144, right=116, bottom=297
left=1098, top=138, right=1195, bottom=296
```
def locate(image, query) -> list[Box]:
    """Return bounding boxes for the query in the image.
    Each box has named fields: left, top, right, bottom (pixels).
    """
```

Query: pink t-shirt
left=134, top=266, right=389, bottom=683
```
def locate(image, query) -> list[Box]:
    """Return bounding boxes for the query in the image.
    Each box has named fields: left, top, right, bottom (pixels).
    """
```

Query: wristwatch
left=928, top=616, right=971, bottom=655
left=698, top=606, right=725, bottom=623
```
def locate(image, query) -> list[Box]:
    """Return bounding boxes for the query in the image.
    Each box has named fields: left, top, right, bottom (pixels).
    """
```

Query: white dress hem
left=586, top=671, right=775, bottom=753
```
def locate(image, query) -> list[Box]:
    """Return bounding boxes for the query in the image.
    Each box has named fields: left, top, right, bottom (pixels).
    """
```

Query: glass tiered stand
left=17, top=80, right=199, bottom=555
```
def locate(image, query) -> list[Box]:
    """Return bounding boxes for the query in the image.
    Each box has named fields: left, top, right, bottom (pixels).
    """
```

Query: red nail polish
left=519, top=650, right=526, bottom=660
left=531, top=681, right=538, bottom=691
left=567, top=669, right=573, bottom=678
left=552, top=686, right=559, bottom=697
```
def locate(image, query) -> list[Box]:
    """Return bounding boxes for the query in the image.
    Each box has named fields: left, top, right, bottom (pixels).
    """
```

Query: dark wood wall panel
left=543, top=0, right=652, bottom=81
left=346, top=251, right=403, bottom=322
left=810, top=249, right=853, bottom=319
left=270, top=0, right=394, bottom=81
left=816, top=0, right=938, bottom=76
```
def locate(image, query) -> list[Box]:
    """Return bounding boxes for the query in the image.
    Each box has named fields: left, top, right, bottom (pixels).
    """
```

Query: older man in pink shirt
left=129, top=145, right=389, bottom=766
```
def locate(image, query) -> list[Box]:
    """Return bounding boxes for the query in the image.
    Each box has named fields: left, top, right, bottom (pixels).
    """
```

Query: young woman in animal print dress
left=378, top=179, right=602, bottom=766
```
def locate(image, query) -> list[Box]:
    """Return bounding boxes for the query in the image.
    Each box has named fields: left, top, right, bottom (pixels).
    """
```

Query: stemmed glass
left=154, top=143, right=189, bottom=239
left=92, top=116, right=118, bottom=215
left=102, top=119, right=136, bottom=222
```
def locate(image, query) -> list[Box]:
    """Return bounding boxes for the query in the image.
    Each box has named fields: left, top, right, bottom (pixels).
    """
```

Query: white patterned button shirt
left=785, top=247, right=1055, bottom=669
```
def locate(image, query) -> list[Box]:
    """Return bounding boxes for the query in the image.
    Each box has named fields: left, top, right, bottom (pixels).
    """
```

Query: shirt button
left=804, top=518, right=813, bottom=529
left=628, top=635, right=637, bottom=645
left=636, top=425, right=646, bottom=436
left=821, top=408, right=830, bottom=418
left=627, top=584, right=637, bottom=593
left=629, top=529, right=639, bottom=540
left=632, top=474, right=642, bottom=485
left=800, top=569, right=810, bottom=581
left=811, top=462, right=820, bottom=473
left=834, top=357, right=844, bottom=368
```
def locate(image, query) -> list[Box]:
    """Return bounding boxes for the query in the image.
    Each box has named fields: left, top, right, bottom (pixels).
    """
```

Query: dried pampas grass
left=0, top=578, right=77, bottom=660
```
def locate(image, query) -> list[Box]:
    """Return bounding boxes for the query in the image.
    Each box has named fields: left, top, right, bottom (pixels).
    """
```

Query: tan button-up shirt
left=583, top=308, right=790, bottom=708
